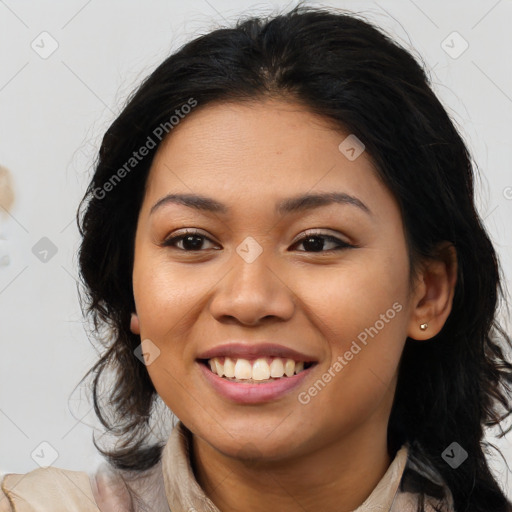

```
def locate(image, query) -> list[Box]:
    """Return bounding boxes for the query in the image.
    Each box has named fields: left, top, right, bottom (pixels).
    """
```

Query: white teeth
left=207, top=356, right=310, bottom=380
left=252, top=358, right=270, bottom=381
left=214, top=359, right=224, bottom=378
left=284, top=359, right=295, bottom=377
left=234, top=359, right=252, bottom=379
left=269, top=358, right=284, bottom=377
left=224, top=357, right=235, bottom=378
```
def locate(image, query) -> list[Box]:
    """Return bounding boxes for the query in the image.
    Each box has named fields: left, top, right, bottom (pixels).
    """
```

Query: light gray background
left=1, top=0, right=511, bottom=500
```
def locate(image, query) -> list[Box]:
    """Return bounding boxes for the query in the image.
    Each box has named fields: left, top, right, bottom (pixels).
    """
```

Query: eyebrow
left=150, top=192, right=372, bottom=217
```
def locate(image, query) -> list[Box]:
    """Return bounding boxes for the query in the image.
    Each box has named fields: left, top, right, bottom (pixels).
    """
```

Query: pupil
left=304, top=236, right=323, bottom=252
left=184, top=235, right=203, bottom=250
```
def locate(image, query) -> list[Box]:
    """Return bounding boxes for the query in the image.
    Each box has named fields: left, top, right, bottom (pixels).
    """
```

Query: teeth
left=234, top=359, right=252, bottom=379
left=224, top=357, right=235, bottom=378
left=284, top=359, right=295, bottom=377
left=207, top=357, right=310, bottom=380
left=269, top=358, right=284, bottom=377
left=252, top=358, right=270, bottom=381
left=214, top=359, right=224, bottom=378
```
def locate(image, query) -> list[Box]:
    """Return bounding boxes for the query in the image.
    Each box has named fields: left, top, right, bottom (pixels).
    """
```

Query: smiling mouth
left=199, top=356, right=316, bottom=383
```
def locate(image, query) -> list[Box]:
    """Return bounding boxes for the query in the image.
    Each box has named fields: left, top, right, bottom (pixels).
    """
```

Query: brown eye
left=163, top=230, right=219, bottom=251
left=292, top=234, right=353, bottom=253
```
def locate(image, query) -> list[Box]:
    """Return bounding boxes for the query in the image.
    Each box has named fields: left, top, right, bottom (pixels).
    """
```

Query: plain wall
left=1, top=0, right=511, bottom=499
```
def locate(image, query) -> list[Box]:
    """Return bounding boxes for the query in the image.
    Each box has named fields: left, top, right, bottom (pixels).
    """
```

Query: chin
left=200, top=422, right=308, bottom=463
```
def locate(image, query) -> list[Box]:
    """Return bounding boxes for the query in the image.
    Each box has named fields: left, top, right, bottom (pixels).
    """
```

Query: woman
left=2, top=5, right=511, bottom=511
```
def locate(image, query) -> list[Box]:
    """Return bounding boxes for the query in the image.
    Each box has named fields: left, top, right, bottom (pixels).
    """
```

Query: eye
left=291, top=232, right=354, bottom=253
left=162, top=229, right=354, bottom=253
left=162, top=229, right=219, bottom=251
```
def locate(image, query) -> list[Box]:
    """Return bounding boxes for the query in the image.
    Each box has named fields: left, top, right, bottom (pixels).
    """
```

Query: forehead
left=144, top=98, right=393, bottom=217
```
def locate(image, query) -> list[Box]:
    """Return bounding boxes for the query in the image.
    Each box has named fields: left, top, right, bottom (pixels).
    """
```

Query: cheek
left=291, top=309, right=406, bottom=439
left=294, top=251, right=409, bottom=408
left=132, top=250, right=227, bottom=413
left=304, top=249, right=409, bottom=347
left=133, top=252, right=209, bottom=338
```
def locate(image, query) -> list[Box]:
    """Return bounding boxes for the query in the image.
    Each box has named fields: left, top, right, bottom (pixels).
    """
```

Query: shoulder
left=0, top=466, right=101, bottom=511
left=1, top=458, right=167, bottom=512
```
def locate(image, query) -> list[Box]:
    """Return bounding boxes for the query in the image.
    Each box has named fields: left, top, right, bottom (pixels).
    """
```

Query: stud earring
left=419, top=323, right=428, bottom=331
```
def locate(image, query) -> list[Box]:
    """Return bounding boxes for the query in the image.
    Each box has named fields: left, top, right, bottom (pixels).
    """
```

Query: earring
left=419, top=323, right=428, bottom=331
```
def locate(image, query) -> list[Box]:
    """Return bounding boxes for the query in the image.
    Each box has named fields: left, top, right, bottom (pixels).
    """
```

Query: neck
left=190, top=419, right=393, bottom=512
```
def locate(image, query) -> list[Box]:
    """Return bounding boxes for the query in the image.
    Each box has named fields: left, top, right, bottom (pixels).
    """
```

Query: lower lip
left=197, top=361, right=314, bottom=404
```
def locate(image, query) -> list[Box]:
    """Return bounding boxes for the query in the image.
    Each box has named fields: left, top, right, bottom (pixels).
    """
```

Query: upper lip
left=197, top=343, right=317, bottom=362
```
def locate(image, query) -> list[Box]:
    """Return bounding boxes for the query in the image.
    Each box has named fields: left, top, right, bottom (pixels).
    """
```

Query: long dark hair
left=76, top=4, right=512, bottom=511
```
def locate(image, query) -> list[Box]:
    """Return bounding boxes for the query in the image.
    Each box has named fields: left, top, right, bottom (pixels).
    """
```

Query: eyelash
left=161, top=229, right=354, bottom=253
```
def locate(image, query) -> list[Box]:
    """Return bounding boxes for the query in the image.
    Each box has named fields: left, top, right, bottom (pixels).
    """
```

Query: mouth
left=199, top=356, right=316, bottom=384
left=196, top=343, right=318, bottom=403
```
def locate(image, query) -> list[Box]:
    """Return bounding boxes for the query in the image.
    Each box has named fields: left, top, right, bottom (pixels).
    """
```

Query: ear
left=130, top=312, right=140, bottom=335
left=407, top=242, right=458, bottom=341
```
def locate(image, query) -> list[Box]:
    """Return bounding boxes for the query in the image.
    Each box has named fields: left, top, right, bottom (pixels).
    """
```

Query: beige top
left=0, top=421, right=452, bottom=511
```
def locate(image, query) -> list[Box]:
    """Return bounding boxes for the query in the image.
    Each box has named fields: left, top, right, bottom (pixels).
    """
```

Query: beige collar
left=162, top=422, right=409, bottom=512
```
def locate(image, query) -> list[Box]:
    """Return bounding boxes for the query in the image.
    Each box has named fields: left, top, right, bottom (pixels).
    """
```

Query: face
left=131, top=98, right=420, bottom=462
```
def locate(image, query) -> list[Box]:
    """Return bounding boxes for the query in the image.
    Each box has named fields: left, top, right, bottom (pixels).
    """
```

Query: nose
left=208, top=250, right=296, bottom=326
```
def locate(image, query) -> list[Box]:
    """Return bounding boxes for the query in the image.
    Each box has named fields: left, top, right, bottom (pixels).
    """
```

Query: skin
left=130, top=97, right=457, bottom=512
